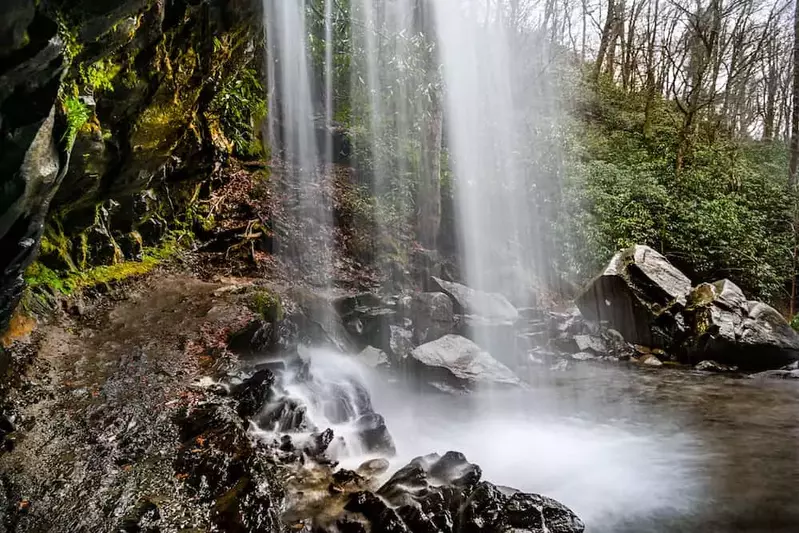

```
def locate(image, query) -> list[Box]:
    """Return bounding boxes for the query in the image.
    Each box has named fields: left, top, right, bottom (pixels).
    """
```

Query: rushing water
left=260, top=350, right=799, bottom=533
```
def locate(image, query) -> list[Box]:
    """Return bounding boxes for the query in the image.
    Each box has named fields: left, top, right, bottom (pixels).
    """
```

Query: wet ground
left=0, top=274, right=244, bottom=532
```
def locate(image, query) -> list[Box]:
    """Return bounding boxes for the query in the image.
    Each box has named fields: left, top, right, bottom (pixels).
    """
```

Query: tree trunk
left=594, top=0, right=617, bottom=81
left=790, top=0, right=799, bottom=185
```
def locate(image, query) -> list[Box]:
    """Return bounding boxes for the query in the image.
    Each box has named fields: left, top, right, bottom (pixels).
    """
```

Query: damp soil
left=0, top=271, right=248, bottom=532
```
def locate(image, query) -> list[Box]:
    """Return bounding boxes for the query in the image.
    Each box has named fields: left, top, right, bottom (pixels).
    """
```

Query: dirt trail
left=0, top=273, right=247, bottom=532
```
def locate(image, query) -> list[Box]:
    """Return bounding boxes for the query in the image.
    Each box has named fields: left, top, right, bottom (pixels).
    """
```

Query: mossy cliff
left=0, top=0, right=266, bottom=331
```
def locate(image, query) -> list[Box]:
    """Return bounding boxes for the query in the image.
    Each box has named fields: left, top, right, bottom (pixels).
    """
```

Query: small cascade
left=252, top=348, right=395, bottom=463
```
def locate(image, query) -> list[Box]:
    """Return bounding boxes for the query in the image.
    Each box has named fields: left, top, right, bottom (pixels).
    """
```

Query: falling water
left=431, top=1, right=559, bottom=302
left=263, top=0, right=333, bottom=286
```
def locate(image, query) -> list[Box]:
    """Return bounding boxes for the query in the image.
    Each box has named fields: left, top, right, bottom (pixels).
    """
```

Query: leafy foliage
left=557, top=81, right=795, bottom=302
left=210, top=62, right=267, bottom=158
left=61, top=95, right=92, bottom=148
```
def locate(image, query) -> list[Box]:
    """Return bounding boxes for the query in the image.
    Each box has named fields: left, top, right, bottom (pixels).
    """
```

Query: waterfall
left=263, top=0, right=334, bottom=287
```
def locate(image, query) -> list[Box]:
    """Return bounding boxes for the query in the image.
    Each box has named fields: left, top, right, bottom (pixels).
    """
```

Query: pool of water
left=361, top=364, right=799, bottom=533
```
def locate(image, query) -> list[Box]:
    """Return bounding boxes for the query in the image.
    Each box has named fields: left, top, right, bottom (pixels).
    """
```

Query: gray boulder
left=432, top=276, right=519, bottom=321
left=411, top=291, right=455, bottom=344
left=388, top=325, right=414, bottom=360
left=409, top=334, right=520, bottom=391
left=577, top=245, right=691, bottom=348
left=683, top=280, right=799, bottom=371
left=357, top=346, right=389, bottom=368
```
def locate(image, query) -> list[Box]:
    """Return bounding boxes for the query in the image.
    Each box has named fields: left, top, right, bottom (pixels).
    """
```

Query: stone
left=576, top=245, right=691, bottom=348
left=683, top=280, right=799, bottom=371
left=409, top=335, right=520, bottom=391
left=357, top=346, right=389, bottom=368
left=573, top=334, right=608, bottom=355
left=695, top=360, right=737, bottom=373
left=411, top=292, right=455, bottom=344
left=570, top=352, right=596, bottom=361
left=357, top=458, right=390, bottom=478
left=388, top=325, right=414, bottom=360
left=367, top=453, right=584, bottom=533
left=229, top=369, right=274, bottom=419
left=750, top=369, right=799, bottom=380
left=354, top=413, right=396, bottom=455
left=639, top=354, right=663, bottom=367
left=431, top=277, right=519, bottom=322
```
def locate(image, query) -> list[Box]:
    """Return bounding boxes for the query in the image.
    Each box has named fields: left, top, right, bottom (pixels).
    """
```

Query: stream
left=276, top=349, right=799, bottom=533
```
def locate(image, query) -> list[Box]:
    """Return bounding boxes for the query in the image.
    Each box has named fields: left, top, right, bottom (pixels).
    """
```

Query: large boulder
left=411, top=292, right=456, bottom=344
left=336, top=452, right=585, bottom=533
left=578, top=246, right=799, bottom=371
left=576, top=245, right=691, bottom=348
left=683, top=280, right=799, bottom=371
left=432, top=277, right=519, bottom=322
left=409, top=335, right=520, bottom=392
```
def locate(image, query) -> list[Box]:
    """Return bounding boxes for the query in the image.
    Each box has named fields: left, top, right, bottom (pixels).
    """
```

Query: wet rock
left=173, top=400, right=284, bottom=531
left=412, top=292, right=456, bottom=344
left=389, top=325, right=415, bottom=360
left=573, top=334, right=608, bottom=356
left=750, top=369, right=799, bottom=380
left=357, top=346, right=389, bottom=368
left=695, top=360, right=737, bottom=373
left=305, top=428, right=335, bottom=458
left=364, top=453, right=583, bottom=533
left=345, top=491, right=409, bottom=533
left=570, top=352, right=596, bottom=361
left=258, top=397, right=309, bottom=432
left=409, top=335, right=520, bottom=392
left=230, top=369, right=274, bottom=419
left=638, top=354, right=663, bottom=367
left=576, top=245, right=691, bottom=348
left=683, top=280, right=799, bottom=371
left=355, top=413, right=396, bottom=455
left=432, top=277, right=519, bottom=322
left=357, top=458, right=390, bottom=478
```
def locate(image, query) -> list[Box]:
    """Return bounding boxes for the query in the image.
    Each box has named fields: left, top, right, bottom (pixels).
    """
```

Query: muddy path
left=0, top=272, right=252, bottom=532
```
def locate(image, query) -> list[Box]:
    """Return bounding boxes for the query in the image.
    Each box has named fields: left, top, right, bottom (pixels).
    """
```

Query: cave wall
left=0, top=0, right=264, bottom=331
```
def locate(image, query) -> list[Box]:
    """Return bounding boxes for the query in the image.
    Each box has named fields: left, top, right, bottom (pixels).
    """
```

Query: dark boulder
left=354, top=413, right=396, bottom=455
left=229, top=369, right=275, bottom=419
left=578, top=247, right=799, bottom=371
left=683, top=280, right=799, bottom=371
left=347, top=452, right=584, bottom=533
left=576, top=245, right=691, bottom=348
left=409, top=334, right=520, bottom=392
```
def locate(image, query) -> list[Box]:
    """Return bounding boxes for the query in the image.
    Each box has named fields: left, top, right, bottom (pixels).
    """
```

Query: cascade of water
left=324, top=0, right=334, bottom=167
left=430, top=0, right=552, bottom=301
left=263, top=0, right=333, bottom=287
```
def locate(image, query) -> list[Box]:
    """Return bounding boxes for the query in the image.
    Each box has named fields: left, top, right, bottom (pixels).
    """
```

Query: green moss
left=80, top=58, right=121, bottom=94
left=25, top=235, right=185, bottom=297
left=57, top=16, right=83, bottom=63
left=249, top=289, right=284, bottom=322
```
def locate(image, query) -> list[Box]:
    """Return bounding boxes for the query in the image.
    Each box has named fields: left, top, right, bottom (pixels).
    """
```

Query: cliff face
left=0, top=0, right=264, bottom=333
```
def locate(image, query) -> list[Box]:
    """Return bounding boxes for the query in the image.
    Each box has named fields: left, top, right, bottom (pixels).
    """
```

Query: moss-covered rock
left=0, top=0, right=266, bottom=331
